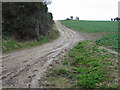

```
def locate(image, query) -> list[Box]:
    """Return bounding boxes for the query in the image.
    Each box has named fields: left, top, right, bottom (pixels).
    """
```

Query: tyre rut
left=2, top=21, right=83, bottom=88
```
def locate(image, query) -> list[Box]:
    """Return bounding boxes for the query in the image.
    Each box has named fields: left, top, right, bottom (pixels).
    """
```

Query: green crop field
left=96, top=33, right=118, bottom=51
left=60, top=20, right=119, bottom=52
left=60, top=20, right=118, bottom=33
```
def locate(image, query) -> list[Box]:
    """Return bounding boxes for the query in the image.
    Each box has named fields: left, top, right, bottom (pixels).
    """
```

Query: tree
left=2, top=2, right=54, bottom=41
left=70, top=16, right=73, bottom=20
left=76, top=16, right=79, bottom=20
left=66, top=18, right=70, bottom=20
left=114, top=17, right=120, bottom=21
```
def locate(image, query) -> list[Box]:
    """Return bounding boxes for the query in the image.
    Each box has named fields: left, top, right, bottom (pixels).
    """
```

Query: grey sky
left=48, top=0, right=119, bottom=20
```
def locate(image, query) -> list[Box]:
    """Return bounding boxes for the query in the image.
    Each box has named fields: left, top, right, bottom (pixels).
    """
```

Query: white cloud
left=48, top=0, right=119, bottom=20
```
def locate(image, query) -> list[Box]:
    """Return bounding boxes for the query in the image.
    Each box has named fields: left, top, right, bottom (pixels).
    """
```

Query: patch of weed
left=44, top=41, right=118, bottom=88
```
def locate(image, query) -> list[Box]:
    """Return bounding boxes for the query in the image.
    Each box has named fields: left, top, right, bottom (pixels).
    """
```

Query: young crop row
left=96, top=33, right=119, bottom=52
left=60, top=20, right=118, bottom=33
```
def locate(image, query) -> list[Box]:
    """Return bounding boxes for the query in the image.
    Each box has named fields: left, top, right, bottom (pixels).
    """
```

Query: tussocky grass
left=2, top=25, right=59, bottom=53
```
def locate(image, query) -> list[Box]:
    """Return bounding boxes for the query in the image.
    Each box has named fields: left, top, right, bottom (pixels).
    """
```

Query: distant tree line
left=111, top=17, right=120, bottom=21
left=2, top=2, right=54, bottom=41
left=66, top=16, right=79, bottom=20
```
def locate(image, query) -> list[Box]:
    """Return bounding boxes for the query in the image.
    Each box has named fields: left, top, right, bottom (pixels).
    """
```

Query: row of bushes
left=2, top=2, right=54, bottom=41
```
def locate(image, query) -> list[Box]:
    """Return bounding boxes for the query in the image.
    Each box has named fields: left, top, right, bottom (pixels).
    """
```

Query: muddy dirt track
left=1, top=21, right=100, bottom=88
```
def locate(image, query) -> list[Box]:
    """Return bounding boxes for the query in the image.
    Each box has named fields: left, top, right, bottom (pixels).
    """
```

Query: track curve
left=1, top=21, right=84, bottom=88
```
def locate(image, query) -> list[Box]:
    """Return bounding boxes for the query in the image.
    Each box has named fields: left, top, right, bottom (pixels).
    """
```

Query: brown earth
left=1, top=21, right=103, bottom=88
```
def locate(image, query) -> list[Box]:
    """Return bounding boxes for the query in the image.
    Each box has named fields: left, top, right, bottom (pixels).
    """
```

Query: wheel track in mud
left=1, top=21, right=84, bottom=88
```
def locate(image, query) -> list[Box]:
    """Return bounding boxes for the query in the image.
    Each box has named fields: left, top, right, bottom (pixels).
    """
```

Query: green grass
left=60, top=20, right=119, bottom=52
left=60, top=20, right=118, bottom=33
left=40, top=21, right=118, bottom=88
left=2, top=25, right=59, bottom=53
left=43, top=41, right=118, bottom=88
left=96, top=33, right=119, bottom=52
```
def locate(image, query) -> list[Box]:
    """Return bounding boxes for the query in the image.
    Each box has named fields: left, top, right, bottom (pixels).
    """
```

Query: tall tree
left=2, top=2, right=54, bottom=41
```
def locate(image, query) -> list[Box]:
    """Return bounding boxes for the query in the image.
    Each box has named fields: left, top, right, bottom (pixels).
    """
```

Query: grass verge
left=2, top=24, right=59, bottom=53
left=41, top=41, right=118, bottom=88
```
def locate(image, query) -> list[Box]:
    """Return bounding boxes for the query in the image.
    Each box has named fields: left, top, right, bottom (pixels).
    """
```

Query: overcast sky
left=47, top=0, right=119, bottom=20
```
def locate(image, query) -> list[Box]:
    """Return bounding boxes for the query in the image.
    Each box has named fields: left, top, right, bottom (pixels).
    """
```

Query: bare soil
left=1, top=21, right=103, bottom=88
